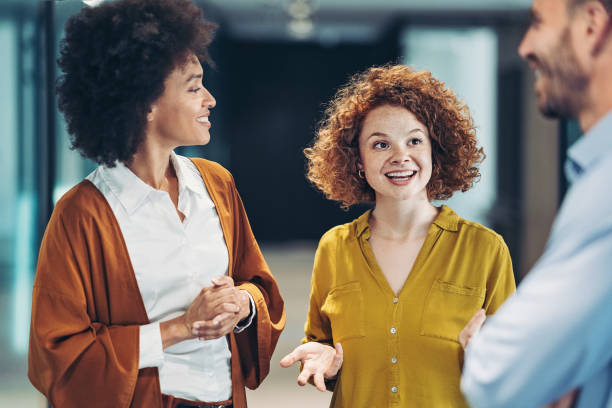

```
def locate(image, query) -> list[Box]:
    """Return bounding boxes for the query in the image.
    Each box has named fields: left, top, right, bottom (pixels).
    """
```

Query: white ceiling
left=203, top=0, right=533, bottom=42
left=206, top=0, right=533, bottom=12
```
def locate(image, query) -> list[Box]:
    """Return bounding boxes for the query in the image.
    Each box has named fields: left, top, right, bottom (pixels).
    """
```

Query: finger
left=191, top=313, right=231, bottom=336
left=458, top=327, right=473, bottom=349
left=192, top=322, right=220, bottom=340
left=214, top=302, right=240, bottom=315
left=459, top=309, right=486, bottom=347
left=193, top=321, right=234, bottom=339
left=212, top=312, right=234, bottom=326
left=547, top=389, right=578, bottom=408
left=324, top=343, right=343, bottom=378
left=212, top=275, right=234, bottom=287
left=297, top=366, right=313, bottom=387
left=280, top=348, right=303, bottom=367
left=335, top=342, right=343, bottom=359
left=313, top=372, right=326, bottom=392
left=203, top=288, right=240, bottom=307
left=468, top=309, right=487, bottom=330
left=192, top=319, right=217, bottom=335
left=332, top=342, right=343, bottom=368
left=195, top=289, right=239, bottom=319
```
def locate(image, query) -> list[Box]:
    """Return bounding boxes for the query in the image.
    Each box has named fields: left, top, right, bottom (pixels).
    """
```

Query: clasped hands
left=280, top=342, right=343, bottom=392
left=184, top=275, right=251, bottom=341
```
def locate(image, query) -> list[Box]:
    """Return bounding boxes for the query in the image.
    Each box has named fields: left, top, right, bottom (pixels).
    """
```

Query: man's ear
left=583, top=0, right=612, bottom=55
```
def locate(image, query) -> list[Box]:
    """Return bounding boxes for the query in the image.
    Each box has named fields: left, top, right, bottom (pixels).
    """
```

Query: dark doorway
left=212, top=35, right=399, bottom=241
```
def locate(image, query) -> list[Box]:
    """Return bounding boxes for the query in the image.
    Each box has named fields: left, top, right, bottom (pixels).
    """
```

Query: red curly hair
left=304, top=65, right=484, bottom=209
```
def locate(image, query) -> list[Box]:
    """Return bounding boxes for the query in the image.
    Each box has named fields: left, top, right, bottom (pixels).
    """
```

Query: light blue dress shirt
left=461, top=110, right=612, bottom=408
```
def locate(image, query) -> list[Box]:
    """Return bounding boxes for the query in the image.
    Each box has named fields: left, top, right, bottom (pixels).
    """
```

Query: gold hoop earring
left=358, top=170, right=365, bottom=179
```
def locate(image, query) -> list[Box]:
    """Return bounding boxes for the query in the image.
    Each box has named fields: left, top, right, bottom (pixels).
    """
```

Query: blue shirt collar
left=566, top=109, right=612, bottom=183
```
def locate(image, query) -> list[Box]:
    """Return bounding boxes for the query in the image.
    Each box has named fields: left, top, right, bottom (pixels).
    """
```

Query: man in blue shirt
left=460, top=0, right=612, bottom=407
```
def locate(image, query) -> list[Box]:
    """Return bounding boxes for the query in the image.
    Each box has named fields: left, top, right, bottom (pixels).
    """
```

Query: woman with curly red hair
left=281, top=65, right=515, bottom=407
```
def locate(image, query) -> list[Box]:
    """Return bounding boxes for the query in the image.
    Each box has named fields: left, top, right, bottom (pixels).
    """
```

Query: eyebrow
left=528, top=7, right=541, bottom=24
left=366, top=129, right=426, bottom=139
left=367, top=132, right=388, bottom=139
left=185, top=73, right=202, bottom=83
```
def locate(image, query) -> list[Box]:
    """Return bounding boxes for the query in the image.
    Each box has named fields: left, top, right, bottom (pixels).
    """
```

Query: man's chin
left=537, top=94, right=568, bottom=119
left=539, top=103, right=561, bottom=119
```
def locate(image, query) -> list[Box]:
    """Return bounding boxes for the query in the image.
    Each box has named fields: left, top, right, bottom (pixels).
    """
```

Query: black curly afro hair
left=57, top=0, right=217, bottom=167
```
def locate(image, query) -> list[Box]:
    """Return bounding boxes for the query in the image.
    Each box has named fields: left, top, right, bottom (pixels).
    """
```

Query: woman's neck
left=125, top=139, right=175, bottom=191
left=370, top=196, right=439, bottom=241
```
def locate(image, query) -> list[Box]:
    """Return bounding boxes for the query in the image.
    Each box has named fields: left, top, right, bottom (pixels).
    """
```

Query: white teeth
left=196, top=116, right=209, bottom=123
left=386, top=170, right=416, bottom=178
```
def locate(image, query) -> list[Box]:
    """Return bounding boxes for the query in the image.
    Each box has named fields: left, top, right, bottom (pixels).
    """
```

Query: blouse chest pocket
left=420, top=279, right=485, bottom=343
left=321, top=281, right=366, bottom=343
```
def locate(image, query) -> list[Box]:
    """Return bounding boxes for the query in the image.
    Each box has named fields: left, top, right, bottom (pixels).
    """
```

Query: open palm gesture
left=280, top=342, right=343, bottom=391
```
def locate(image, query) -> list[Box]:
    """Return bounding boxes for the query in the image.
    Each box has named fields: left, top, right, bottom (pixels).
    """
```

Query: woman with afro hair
left=27, top=1, right=285, bottom=407
left=280, top=65, right=515, bottom=407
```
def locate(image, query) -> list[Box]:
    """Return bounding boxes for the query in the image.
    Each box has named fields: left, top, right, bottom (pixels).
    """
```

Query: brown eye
left=373, top=141, right=389, bottom=149
left=409, top=138, right=422, bottom=146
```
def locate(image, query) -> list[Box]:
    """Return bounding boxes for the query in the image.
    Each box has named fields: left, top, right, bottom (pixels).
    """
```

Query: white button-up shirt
left=86, top=152, right=254, bottom=401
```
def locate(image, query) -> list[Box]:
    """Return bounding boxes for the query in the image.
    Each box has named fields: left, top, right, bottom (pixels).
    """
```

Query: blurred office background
left=0, top=0, right=581, bottom=406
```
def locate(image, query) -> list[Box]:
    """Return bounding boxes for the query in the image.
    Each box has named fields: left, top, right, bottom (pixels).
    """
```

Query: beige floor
left=245, top=242, right=332, bottom=407
left=0, top=242, right=331, bottom=407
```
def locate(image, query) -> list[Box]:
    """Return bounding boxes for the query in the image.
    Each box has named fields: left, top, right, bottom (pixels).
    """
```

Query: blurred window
left=402, top=27, right=498, bottom=226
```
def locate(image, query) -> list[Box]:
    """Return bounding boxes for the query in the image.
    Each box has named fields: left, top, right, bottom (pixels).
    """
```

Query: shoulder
left=559, top=155, right=612, bottom=228
left=53, top=180, right=108, bottom=221
left=459, top=218, right=506, bottom=247
left=318, top=212, right=367, bottom=248
left=445, top=207, right=508, bottom=254
left=43, top=180, right=117, bottom=245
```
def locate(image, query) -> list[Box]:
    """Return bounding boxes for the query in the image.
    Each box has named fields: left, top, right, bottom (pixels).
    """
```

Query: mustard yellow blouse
left=304, top=205, right=516, bottom=407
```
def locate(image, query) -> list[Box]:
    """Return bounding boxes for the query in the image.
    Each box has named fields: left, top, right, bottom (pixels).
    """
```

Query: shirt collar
left=355, top=209, right=373, bottom=238
left=432, top=205, right=459, bottom=232
left=99, top=160, right=155, bottom=215
left=355, top=204, right=459, bottom=238
left=566, top=109, right=612, bottom=183
left=99, top=152, right=205, bottom=215
left=170, top=152, right=206, bottom=197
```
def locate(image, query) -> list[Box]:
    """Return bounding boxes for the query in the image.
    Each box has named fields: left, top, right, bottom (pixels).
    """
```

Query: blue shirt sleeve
left=461, top=160, right=612, bottom=408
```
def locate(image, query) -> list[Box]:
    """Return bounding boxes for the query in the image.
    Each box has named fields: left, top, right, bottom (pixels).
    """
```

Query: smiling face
left=147, top=53, right=216, bottom=148
left=357, top=104, right=433, bottom=204
left=518, top=0, right=588, bottom=119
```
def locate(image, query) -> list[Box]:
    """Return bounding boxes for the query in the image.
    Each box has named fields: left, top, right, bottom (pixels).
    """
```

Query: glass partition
left=402, top=27, right=498, bottom=226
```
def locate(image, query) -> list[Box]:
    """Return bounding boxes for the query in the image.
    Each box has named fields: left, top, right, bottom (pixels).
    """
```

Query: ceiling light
left=82, top=0, right=105, bottom=6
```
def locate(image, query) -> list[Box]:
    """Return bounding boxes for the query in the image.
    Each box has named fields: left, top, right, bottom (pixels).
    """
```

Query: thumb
left=334, top=342, right=343, bottom=360
left=326, top=342, right=343, bottom=377
left=211, top=275, right=233, bottom=287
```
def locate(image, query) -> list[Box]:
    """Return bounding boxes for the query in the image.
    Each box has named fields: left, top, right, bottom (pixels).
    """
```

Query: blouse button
left=390, top=327, right=397, bottom=334
left=393, top=297, right=399, bottom=304
left=391, top=386, right=398, bottom=393
left=391, top=357, right=398, bottom=364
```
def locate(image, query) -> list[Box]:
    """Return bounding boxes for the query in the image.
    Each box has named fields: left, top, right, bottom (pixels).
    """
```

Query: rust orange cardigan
left=28, top=158, right=286, bottom=407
